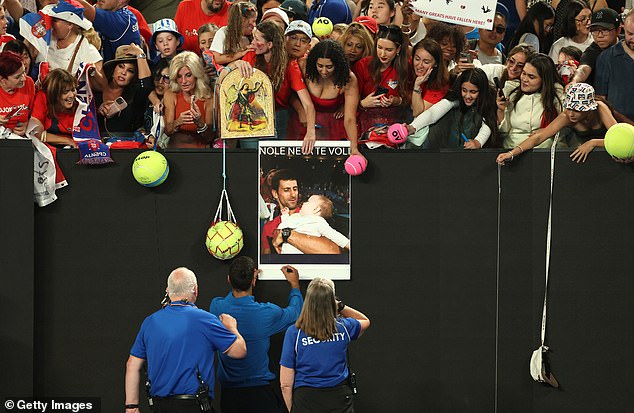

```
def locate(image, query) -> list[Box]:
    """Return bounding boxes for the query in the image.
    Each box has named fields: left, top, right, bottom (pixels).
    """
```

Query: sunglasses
left=378, top=24, right=402, bottom=37
left=240, top=2, right=256, bottom=16
left=155, top=74, right=170, bottom=83
left=489, top=25, right=506, bottom=34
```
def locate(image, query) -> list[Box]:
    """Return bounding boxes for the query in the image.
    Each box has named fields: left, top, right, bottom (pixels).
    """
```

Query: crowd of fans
left=0, top=0, right=632, bottom=163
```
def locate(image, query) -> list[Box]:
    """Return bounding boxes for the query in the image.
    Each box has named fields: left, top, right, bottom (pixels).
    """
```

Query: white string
left=494, top=163, right=501, bottom=413
left=540, top=132, right=560, bottom=348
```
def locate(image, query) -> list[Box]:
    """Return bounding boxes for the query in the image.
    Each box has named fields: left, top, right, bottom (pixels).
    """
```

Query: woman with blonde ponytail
left=39, top=0, right=105, bottom=87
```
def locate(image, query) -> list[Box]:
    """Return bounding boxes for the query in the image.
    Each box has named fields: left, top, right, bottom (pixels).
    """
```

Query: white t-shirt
left=42, top=35, right=103, bottom=75
left=209, top=26, right=228, bottom=54
left=277, top=214, right=349, bottom=254
left=548, top=34, right=594, bottom=63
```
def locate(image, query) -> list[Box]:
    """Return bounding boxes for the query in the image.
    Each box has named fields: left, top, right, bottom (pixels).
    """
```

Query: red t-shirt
left=175, top=0, right=230, bottom=53
left=353, top=56, right=401, bottom=99
left=127, top=5, right=152, bottom=46
left=32, top=91, right=75, bottom=137
left=242, top=51, right=307, bottom=108
left=421, top=83, right=450, bottom=105
left=0, top=76, right=35, bottom=131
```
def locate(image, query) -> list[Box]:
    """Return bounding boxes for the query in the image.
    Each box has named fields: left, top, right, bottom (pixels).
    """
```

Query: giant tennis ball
left=344, top=154, right=367, bottom=176
left=312, top=17, right=333, bottom=37
left=388, top=123, right=408, bottom=145
left=206, top=221, right=244, bottom=260
left=132, top=151, right=169, bottom=187
left=604, top=123, right=634, bottom=159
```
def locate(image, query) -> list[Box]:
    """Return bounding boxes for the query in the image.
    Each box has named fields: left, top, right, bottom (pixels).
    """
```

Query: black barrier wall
left=2, top=141, right=634, bottom=413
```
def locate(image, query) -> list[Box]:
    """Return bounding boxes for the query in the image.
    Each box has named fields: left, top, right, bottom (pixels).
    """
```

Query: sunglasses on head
left=240, top=3, right=256, bottom=15
left=378, top=24, right=402, bottom=36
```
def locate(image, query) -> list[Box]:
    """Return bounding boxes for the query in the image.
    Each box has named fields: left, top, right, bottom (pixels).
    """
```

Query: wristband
left=337, top=301, right=345, bottom=313
left=197, top=124, right=209, bottom=134
left=125, top=404, right=139, bottom=409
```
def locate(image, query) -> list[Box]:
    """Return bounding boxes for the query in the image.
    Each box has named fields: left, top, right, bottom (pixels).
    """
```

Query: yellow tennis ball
left=205, top=221, right=244, bottom=260
left=312, top=17, right=333, bottom=37
left=604, top=123, right=634, bottom=159
left=132, top=151, right=169, bottom=187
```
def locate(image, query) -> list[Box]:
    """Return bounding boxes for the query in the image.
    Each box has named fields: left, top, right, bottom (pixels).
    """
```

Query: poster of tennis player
left=410, top=0, right=498, bottom=30
left=258, top=141, right=351, bottom=280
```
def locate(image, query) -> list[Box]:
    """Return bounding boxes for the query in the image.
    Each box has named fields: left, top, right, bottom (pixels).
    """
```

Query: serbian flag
left=19, top=12, right=52, bottom=61
left=73, top=63, right=113, bottom=165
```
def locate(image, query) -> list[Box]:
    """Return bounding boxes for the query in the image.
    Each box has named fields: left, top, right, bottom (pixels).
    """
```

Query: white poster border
left=258, top=140, right=351, bottom=281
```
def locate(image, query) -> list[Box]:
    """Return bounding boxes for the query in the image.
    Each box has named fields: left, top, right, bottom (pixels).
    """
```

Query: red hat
left=354, top=16, right=378, bottom=35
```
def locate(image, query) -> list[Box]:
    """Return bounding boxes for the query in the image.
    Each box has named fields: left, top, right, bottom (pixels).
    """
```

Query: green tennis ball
left=604, top=123, right=634, bottom=159
left=312, top=17, right=333, bottom=37
left=206, top=221, right=244, bottom=260
left=132, top=151, right=169, bottom=187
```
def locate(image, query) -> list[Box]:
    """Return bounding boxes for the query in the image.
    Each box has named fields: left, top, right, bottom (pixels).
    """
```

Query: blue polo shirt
left=209, top=288, right=303, bottom=388
left=595, top=42, right=634, bottom=121
left=308, top=0, right=352, bottom=25
left=130, top=302, right=237, bottom=398
left=280, top=317, right=361, bottom=388
left=93, top=6, right=141, bottom=61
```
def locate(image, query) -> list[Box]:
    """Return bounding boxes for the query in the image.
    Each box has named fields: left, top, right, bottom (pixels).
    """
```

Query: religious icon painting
left=219, top=68, right=275, bottom=139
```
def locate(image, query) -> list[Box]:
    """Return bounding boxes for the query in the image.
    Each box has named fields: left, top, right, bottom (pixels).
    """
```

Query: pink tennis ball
left=344, top=155, right=367, bottom=176
left=388, top=123, right=408, bottom=144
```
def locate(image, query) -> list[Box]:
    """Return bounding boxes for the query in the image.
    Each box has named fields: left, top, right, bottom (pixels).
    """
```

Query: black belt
left=155, top=394, right=197, bottom=400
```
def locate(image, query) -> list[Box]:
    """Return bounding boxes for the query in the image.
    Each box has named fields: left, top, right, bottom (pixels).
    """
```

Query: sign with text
left=258, top=141, right=351, bottom=280
left=411, top=0, right=497, bottom=30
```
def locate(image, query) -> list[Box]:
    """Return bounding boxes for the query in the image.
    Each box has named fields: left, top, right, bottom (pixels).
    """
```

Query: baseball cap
left=279, top=0, right=308, bottom=22
left=564, top=83, right=598, bottom=112
left=284, top=20, right=312, bottom=38
left=261, top=8, right=290, bottom=27
left=590, top=8, right=620, bottom=29
left=354, top=16, right=378, bottom=34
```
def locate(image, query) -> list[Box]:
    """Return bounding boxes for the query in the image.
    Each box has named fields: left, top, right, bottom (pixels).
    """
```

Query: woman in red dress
left=352, top=24, right=411, bottom=137
left=303, top=39, right=363, bottom=157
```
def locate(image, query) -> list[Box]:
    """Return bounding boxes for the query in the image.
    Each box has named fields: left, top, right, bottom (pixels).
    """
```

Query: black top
left=580, top=42, right=604, bottom=86
left=95, top=76, right=153, bottom=138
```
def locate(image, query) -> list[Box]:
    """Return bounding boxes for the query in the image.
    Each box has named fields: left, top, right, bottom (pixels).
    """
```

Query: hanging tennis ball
left=132, top=151, right=169, bottom=187
left=206, top=221, right=244, bottom=260
left=604, top=123, right=634, bottom=159
left=312, top=17, right=333, bottom=37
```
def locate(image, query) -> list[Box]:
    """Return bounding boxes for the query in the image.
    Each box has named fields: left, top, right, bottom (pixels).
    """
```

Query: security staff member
left=124, top=267, right=247, bottom=413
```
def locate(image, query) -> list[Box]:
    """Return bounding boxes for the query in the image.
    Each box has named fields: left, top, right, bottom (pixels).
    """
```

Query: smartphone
left=107, top=96, right=128, bottom=118
left=373, top=87, right=389, bottom=96
left=460, top=51, right=473, bottom=63
left=493, top=77, right=505, bottom=99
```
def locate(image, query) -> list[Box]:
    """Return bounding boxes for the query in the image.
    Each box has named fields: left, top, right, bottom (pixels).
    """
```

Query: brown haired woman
left=280, top=278, right=370, bottom=413
left=210, top=1, right=258, bottom=65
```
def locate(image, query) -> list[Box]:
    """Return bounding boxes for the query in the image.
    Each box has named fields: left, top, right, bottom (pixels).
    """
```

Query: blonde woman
left=39, top=0, right=104, bottom=85
left=164, top=51, right=214, bottom=148
left=280, top=278, right=370, bottom=413
left=338, top=22, right=374, bottom=66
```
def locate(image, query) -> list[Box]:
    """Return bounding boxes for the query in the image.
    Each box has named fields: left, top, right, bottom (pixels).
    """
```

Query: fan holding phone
left=96, top=43, right=153, bottom=138
left=352, top=24, right=410, bottom=135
